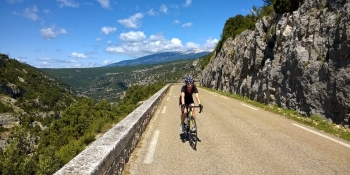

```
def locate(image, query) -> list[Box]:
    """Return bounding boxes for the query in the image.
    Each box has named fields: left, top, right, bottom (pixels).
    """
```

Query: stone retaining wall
left=54, top=84, right=169, bottom=175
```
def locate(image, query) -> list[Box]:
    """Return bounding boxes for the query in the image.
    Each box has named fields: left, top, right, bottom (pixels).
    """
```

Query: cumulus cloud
left=106, top=32, right=185, bottom=57
left=173, top=20, right=180, bottom=24
left=118, top=13, right=143, bottom=28
left=184, top=0, right=192, bottom=7
left=70, top=52, right=88, bottom=58
left=13, top=6, right=40, bottom=21
left=57, top=0, right=79, bottom=8
left=97, top=0, right=111, bottom=9
left=182, top=22, right=192, bottom=28
left=101, top=26, right=116, bottom=35
left=204, top=38, right=219, bottom=51
left=186, top=42, right=200, bottom=49
left=159, top=4, right=168, bottom=13
left=119, top=31, right=146, bottom=42
left=39, top=27, right=67, bottom=40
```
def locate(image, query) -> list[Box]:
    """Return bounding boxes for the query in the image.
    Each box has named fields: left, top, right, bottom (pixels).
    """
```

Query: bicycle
left=183, top=104, right=203, bottom=150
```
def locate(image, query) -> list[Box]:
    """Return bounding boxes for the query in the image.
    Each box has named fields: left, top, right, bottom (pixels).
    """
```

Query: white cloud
left=182, top=22, right=192, bottom=28
left=159, top=4, right=168, bottom=13
left=39, top=28, right=56, bottom=40
left=70, top=52, right=88, bottom=58
left=59, top=28, right=67, bottom=34
left=106, top=32, right=185, bottom=57
left=102, top=60, right=112, bottom=65
left=107, top=40, right=112, bottom=45
left=119, top=31, right=146, bottom=42
left=101, top=26, right=117, bottom=35
left=13, top=6, right=40, bottom=21
left=186, top=42, right=200, bottom=49
left=147, top=9, right=155, bottom=16
left=66, top=59, right=78, bottom=63
left=171, top=38, right=182, bottom=47
left=173, top=20, right=180, bottom=24
left=39, top=27, right=67, bottom=40
left=97, top=0, right=111, bottom=9
left=118, top=13, right=143, bottom=28
left=184, top=0, right=192, bottom=7
left=204, top=38, right=219, bottom=50
left=57, top=0, right=79, bottom=8
left=96, top=38, right=102, bottom=42
left=106, top=46, right=125, bottom=53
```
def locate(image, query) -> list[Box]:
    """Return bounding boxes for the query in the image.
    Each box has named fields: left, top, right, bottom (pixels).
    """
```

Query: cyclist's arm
left=181, top=92, right=185, bottom=105
left=194, top=93, right=201, bottom=105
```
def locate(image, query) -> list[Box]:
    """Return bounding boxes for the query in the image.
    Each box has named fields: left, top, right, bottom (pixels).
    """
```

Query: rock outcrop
left=201, top=0, right=350, bottom=123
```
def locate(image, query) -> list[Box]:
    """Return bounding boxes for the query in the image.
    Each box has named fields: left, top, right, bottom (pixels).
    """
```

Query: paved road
left=123, top=84, right=350, bottom=175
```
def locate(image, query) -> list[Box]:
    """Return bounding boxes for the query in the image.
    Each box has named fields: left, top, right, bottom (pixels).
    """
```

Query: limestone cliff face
left=201, top=0, right=350, bottom=123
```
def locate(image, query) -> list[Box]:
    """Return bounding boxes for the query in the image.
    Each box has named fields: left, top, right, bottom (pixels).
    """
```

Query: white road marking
left=161, top=106, right=167, bottom=113
left=241, top=104, right=258, bottom=110
left=293, top=123, right=350, bottom=149
left=143, top=130, right=160, bottom=164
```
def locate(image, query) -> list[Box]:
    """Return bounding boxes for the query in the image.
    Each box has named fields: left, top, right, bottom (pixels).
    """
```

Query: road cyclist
left=179, top=77, right=203, bottom=132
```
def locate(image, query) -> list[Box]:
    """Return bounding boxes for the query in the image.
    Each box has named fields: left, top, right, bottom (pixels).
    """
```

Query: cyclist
left=179, top=77, right=203, bottom=132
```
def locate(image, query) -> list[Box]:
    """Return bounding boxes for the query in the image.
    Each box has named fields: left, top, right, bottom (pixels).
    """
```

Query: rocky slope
left=201, top=0, right=350, bottom=124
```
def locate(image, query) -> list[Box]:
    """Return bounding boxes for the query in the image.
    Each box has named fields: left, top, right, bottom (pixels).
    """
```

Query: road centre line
left=293, top=123, right=350, bottom=149
left=241, top=104, right=258, bottom=110
left=161, top=106, right=167, bottom=113
left=143, top=130, right=160, bottom=164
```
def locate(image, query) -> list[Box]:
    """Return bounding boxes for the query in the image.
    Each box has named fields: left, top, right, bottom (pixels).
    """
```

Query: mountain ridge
left=103, top=51, right=211, bottom=67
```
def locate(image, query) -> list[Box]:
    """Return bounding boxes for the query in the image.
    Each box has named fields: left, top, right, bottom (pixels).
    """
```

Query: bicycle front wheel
left=189, top=116, right=197, bottom=150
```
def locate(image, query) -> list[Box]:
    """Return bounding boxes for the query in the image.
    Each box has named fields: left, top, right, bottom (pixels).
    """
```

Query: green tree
left=0, top=126, right=37, bottom=174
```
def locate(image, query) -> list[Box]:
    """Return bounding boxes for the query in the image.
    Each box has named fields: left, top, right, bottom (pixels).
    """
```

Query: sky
left=0, top=0, right=264, bottom=68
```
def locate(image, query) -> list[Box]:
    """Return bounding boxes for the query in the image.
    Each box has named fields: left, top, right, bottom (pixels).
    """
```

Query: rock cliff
left=201, top=0, right=350, bottom=124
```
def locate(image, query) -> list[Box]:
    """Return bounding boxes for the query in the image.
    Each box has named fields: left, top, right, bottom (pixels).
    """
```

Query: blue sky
left=0, top=0, right=264, bottom=68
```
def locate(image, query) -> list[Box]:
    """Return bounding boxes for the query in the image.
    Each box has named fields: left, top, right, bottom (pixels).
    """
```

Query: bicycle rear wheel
left=189, top=116, right=197, bottom=149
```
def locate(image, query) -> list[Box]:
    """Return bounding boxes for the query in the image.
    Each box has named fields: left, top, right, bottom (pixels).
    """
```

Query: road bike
left=183, top=104, right=203, bottom=150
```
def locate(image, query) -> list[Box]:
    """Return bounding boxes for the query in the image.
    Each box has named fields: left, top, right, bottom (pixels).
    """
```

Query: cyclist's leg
left=179, top=105, right=186, bottom=124
left=190, top=103, right=196, bottom=119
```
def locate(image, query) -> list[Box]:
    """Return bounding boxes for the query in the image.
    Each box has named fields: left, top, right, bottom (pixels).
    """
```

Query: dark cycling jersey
left=179, top=85, right=198, bottom=105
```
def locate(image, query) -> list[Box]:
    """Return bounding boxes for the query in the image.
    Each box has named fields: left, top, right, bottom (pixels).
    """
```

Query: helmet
left=185, top=77, right=194, bottom=84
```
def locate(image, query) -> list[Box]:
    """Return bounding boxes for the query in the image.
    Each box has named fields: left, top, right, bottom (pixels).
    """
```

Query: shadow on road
left=179, top=133, right=201, bottom=150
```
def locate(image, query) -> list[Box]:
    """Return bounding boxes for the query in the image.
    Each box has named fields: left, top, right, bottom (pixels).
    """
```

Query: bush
left=273, top=0, right=301, bottom=14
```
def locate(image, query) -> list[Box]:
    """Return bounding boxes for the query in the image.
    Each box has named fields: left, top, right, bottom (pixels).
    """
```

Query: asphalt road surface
left=123, top=84, right=350, bottom=175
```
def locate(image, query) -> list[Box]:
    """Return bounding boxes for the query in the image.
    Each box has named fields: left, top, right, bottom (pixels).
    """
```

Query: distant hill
left=103, top=51, right=211, bottom=67
left=0, top=54, right=79, bottom=148
left=43, top=59, right=202, bottom=102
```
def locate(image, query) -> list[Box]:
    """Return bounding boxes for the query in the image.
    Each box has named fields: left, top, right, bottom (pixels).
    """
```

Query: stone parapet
left=54, top=84, right=169, bottom=175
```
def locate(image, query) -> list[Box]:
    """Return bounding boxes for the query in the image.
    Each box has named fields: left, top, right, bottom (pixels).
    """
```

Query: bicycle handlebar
left=185, top=105, right=203, bottom=113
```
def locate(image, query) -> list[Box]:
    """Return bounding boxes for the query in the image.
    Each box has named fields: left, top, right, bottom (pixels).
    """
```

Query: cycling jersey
left=179, top=85, right=198, bottom=105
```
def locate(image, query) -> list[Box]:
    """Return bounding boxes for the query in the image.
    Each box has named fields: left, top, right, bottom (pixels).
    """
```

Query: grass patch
left=199, top=86, right=350, bottom=141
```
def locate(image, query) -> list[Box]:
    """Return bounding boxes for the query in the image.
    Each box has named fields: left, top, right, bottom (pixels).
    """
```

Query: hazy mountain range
left=103, top=50, right=211, bottom=67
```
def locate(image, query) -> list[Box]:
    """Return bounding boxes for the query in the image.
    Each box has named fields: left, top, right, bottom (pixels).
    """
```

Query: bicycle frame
left=183, top=104, right=203, bottom=150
